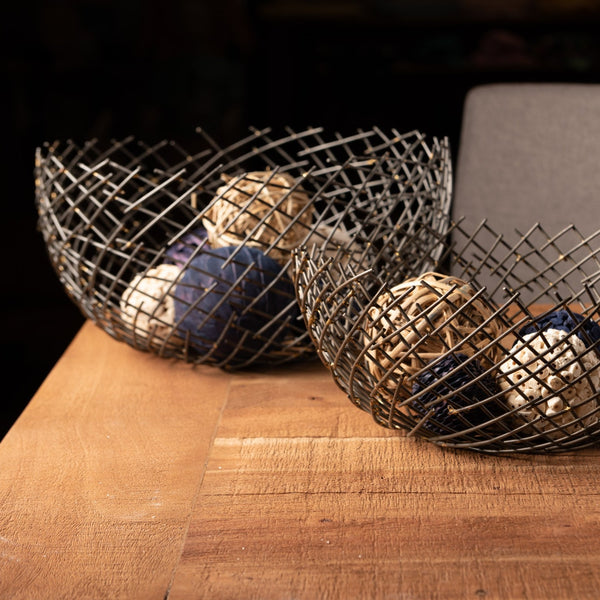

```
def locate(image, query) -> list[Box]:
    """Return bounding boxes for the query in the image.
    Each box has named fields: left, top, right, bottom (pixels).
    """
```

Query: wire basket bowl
left=294, top=210, right=600, bottom=454
left=34, top=127, right=452, bottom=369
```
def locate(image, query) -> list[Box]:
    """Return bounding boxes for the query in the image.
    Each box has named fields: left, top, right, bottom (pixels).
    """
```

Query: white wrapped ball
left=499, top=328, right=600, bottom=435
left=301, top=222, right=362, bottom=267
left=120, top=263, right=182, bottom=344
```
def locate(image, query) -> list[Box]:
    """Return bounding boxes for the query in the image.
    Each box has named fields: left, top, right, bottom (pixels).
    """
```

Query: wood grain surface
left=2, top=320, right=600, bottom=599
left=0, top=322, right=232, bottom=600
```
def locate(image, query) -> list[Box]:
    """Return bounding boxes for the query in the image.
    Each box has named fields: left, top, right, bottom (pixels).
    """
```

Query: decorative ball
left=173, top=245, right=300, bottom=364
left=499, top=328, right=600, bottom=436
left=164, top=226, right=209, bottom=267
left=365, top=272, right=504, bottom=400
left=518, top=309, right=600, bottom=350
left=411, top=353, right=502, bottom=435
left=202, top=171, right=313, bottom=264
left=302, top=222, right=360, bottom=267
left=120, top=263, right=182, bottom=346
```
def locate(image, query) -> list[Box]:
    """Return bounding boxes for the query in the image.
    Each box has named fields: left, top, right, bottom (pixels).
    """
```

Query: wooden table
left=1, top=321, right=600, bottom=599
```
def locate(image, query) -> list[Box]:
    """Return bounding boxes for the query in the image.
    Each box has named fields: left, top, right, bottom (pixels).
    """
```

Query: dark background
left=3, top=0, right=600, bottom=439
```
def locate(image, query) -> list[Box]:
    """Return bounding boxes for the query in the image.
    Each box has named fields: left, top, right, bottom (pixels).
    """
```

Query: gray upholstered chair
left=450, top=83, right=600, bottom=303
left=453, top=82, right=600, bottom=236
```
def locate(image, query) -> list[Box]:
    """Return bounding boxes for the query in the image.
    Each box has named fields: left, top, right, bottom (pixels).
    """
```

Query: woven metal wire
left=294, top=204, right=600, bottom=454
left=34, top=127, right=451, bottom=369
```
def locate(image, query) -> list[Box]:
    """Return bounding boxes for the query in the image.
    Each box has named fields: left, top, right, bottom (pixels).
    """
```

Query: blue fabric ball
left=165, top=227, right=209, bottom=267
left=411, top=353, right=501, bottom=435
left=173, top=245, right=300, bottom=365
left=518, top=309, right=600, bottom=349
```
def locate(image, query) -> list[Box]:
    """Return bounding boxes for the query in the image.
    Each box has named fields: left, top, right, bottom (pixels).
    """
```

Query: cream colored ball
left=120, top=263, right=181, bottom=344
left=302, top=222, right=360, bottom=266
left=499, top=328, right=600, bottom=435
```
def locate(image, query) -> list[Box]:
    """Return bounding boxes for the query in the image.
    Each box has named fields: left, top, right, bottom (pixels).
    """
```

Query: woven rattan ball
left=202, top=171, right=313, bottom=265
left=365, top=272, right=504, bottom=400
left=499, top=328, right=600, bottom=436
left=120, top=264, right=182, bottom=348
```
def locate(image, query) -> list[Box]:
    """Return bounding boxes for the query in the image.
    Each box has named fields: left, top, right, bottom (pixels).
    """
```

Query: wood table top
left=1, top=320, right=600, bottom=599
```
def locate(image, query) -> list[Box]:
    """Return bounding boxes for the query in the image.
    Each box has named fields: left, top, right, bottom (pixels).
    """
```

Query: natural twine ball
left=499, top=328, right=600, bottom=436
left=365, top=272, right=504, bottom=400
left=120, top=263, right=182, bottom=348
left=202, top=171, right=313, bottom=265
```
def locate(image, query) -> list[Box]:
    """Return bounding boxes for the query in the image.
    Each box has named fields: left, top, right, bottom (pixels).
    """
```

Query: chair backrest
left=453, top=82, right=600, bottom=234
left=450, top=83, right=600, bottom=304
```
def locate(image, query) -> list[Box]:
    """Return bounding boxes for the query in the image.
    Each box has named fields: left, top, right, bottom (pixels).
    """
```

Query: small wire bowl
left=34, top=127, right=451, bottom=369
left=294, top=214, right=600, bottom=454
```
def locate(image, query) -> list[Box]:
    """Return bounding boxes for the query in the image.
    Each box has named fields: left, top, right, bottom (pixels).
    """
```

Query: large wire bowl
left=34, top=127, right=452, bottom=369
left=294, top=203, right=600, bottom=454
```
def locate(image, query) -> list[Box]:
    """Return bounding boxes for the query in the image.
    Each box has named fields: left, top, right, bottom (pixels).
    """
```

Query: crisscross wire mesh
left=34, top=127, right=451, bottom=369
left=294, top=201, right=600, bottom=454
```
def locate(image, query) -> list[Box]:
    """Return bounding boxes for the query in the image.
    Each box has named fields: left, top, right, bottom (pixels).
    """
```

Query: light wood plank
left=0, top=322, right=232, bottom=600
left=215, top=359, right=396, bottom=439
left=168, top=365, right=600, bottom=600
left=174, top=485, right=600, bottom=600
